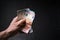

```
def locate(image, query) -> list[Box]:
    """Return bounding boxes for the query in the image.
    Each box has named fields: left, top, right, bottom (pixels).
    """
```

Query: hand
left=0, top=16, right=25, bottom=39
left=6, top=16, right=25, bottom=33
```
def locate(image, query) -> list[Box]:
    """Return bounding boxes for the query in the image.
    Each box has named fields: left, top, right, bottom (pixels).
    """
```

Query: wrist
left=5, top=27, right=18, bottom=35
left=0, top=29, right=9, bottom=39
left=5, top=28, right=11, bottom=34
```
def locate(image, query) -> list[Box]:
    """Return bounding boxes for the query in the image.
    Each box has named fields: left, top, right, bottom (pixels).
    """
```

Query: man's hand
left=0, top=16, right=25, bottom=40
left=6, top=16, right=25, bottom=32
left=0, top=16, right=32, bottom=40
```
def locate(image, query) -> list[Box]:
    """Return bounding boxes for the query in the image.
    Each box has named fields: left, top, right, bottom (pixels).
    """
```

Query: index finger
left=12, top=16, right=18, bottom=22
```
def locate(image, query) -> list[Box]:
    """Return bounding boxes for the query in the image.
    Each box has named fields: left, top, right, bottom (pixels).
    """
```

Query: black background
left=0, top=0, right=57, bottom=40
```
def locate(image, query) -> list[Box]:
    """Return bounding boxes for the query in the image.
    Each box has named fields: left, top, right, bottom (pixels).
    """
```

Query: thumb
left=16, top=19, right=26, bottom=25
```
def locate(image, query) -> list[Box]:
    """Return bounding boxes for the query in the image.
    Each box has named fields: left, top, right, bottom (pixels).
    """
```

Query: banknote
left=17, top=8, right=35, bottom=34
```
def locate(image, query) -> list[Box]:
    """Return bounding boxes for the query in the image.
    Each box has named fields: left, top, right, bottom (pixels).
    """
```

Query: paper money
left=17, top=8, right=35, bottom=34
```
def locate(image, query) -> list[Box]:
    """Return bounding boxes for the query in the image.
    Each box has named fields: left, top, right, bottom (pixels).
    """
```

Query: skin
left=0, top=16, right=32, bottom=40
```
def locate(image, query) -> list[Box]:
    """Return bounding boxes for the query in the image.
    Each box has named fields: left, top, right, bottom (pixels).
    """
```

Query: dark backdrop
left=0, top=0, right=57, bottom=40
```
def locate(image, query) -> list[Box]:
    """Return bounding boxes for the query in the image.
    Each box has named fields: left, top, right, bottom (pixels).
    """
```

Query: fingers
left=21, top=24, right=32, bottom=33
left=22, top=19, right=32, bottom=33
left=24, top=24, right=31, bottom=30
left=26, top=22, right=32, bottom=26
left=16, top=19, right=26, bottom=25
left=12, top=16, right=18, bottom=22
left=26, top=18, right=32, bottom=25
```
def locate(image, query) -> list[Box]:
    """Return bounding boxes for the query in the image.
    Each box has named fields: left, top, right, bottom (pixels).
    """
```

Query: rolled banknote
left=17, top=8, right=35, bottom=34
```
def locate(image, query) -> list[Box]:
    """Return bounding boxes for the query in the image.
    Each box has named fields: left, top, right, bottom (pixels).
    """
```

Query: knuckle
left=26, top=22, right=32, bottom=25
